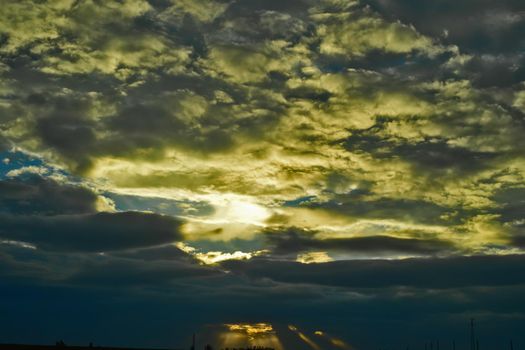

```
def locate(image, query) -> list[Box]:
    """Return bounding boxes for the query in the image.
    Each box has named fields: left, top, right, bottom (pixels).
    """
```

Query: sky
left=0, top=0, right=524, bottom=349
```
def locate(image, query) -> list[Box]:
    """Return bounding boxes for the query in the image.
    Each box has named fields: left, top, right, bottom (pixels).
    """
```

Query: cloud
left=0, top=0, right=522, bottom=289
left=0, top=175, right=182, bottom=252
left=489, top=186, right=525, bottom=248
left=342, top=129, right=497, bottom=176
left=365, top=0, right=524, bottom=55
left=0, top=0, right=522, bottom=263
left=296, top=251, right=333, bottom=264
left=0, top=240, right=220, bottom=289
left=311, top=6, right=442, bottom=58
left=0, top=211, right=183, bottom=252
left=296, top=194, right=461, bottom=226
left=264, top=227, right=456, bottom=256
left=222, top=254, right=525, bottom=288
left=65, top=254, right=220, bottom=286
left=0, top=175, right=103, bottom=215
left=0, top=0, right=524, bottom=347
left=110, top=244, right=196, bottom=262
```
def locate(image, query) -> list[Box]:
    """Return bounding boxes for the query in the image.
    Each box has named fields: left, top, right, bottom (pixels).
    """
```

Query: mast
left=470, top=319, right=475, bottom=350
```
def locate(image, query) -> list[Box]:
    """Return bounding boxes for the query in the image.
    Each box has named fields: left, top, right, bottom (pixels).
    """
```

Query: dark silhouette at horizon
left=0, top=319, right=519, bottom=350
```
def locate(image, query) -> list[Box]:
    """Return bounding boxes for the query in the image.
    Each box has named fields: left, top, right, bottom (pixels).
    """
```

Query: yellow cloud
left=297, top=251, right=333, bottom=264
left=311, top=10, right=442, bottom=57
left=176, top=242, right=267, bottom=265
left=0, top=0, right=71, bottom=53
left=159, top=0, right=229, bottom=24
left=1, top=0, right=523, bottom=259
left=204, top=40, right=310, bottom=84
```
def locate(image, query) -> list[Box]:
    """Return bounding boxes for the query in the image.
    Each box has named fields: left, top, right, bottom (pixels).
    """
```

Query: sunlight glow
left=226, top=323, right=274, bottom=339
left=315, top=330, right=351, bottom=349
left=175, top=242, right=267, bottom=265
left=288, top=325, right=321, bottom=350
left=296, top=251, right=333, bottom=264
left=219, top=323, right=283, bottom=350
left=218, top=199, right=272, bottom=226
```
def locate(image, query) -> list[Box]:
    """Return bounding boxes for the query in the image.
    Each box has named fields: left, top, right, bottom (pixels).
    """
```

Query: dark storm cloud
left=65, top=254, right=219, bottom=287
left=491, top=186, right=525, bottom=223
left=0, top=275, right=522, bottom=350
left=210, top=6, right=309, bottom=45
left=287, top=189, right=466, bottom=225
left=365, top=0, right=525, bottom=54
left=36, top=115, right=97, bottom=172
left=103, top=101, right=235, bottom=156
left=511, top=233, right=525, bottom=247
left=459, top=54, right=525, bottom=88
left=1, top=237, right=524, bottom=349
left=0, top=242, right=219, bottom=289
left=364, top=0, right=525, bottom=88
left=0, top=245, right=53, bottom=280
left=0, top=175, right=183, bottom=252
left=342, top=123, right=497, bottom=176
left=489, top=186, right=525, bottom=247
left=4, top=91, right=108, bottom=172
left=223, top=0, right=315, bottom=18
left=0, top=175, right=99, bottom=215
left=284, top=86, right=333, bottom=103
left=105, top=103, right=188, bottom=149
left=0, top=211, right=182, bottom=252
left=264, top=227, right=455, bottom=255
left=110, top=244, right=196, bottom=262
left=222, top=254, right=525, bottom=288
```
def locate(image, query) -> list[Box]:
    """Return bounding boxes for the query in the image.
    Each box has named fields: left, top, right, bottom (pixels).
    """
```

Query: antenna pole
left=470, top=319, right=475, bottom=350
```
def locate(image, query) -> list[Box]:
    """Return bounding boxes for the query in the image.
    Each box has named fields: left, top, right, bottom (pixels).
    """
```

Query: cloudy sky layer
left=0, top=0, right=524, bottom=349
